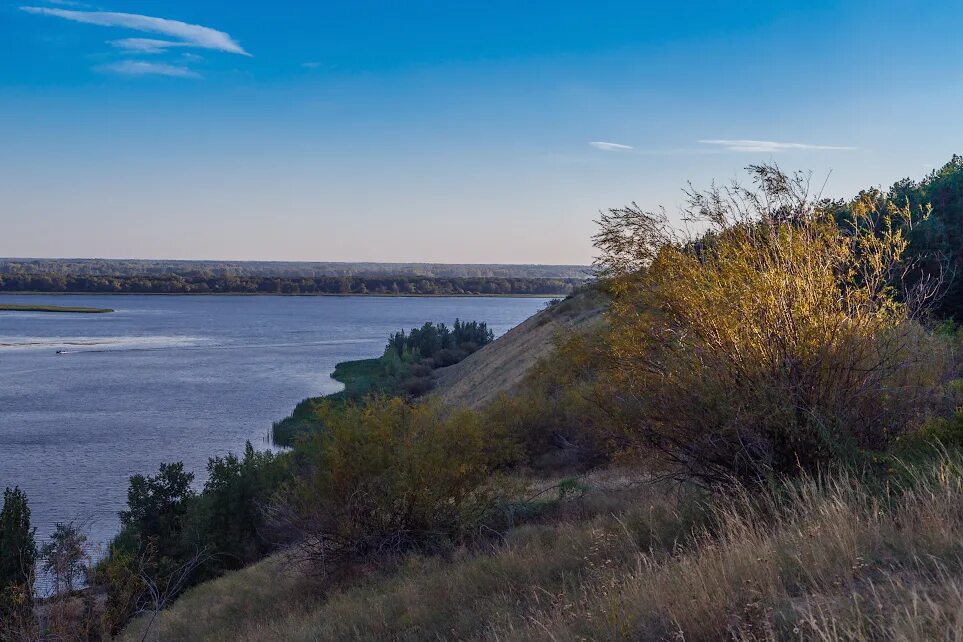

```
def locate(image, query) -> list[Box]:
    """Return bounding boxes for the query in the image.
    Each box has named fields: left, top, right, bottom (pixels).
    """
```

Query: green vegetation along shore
left=0, top=303, right=113, bottom=313
left=272, top=319, right=498, bottom=446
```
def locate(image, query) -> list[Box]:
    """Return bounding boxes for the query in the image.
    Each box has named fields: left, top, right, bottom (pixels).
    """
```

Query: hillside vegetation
left=7, top=160, right=963, bottom=641
left=105, top=160, right=963, bottom=641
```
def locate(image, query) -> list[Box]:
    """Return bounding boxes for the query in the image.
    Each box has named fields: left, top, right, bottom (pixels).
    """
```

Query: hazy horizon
left=5, top=1, right=963, bottom=263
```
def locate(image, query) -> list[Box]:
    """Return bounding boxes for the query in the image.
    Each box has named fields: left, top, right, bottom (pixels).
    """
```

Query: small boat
left=56, top=349, right=69, bottom=355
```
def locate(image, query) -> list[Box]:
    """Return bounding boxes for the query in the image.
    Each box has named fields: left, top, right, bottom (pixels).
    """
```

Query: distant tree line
left=0, top=259, right=592, bottom=280
left=0, top=274, right=580, bottom=296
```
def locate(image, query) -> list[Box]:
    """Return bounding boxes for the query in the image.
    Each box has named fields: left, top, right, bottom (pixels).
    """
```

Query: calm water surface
left=0, top=294, right=548, bottom=555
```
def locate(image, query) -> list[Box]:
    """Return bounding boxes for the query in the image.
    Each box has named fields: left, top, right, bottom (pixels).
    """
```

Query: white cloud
left=43, top=0, right=91, bottom=6
left=20, top=6, right=250, bottom=56
left=108, top=38, right=193, bottom=54
left=698, top=139, right=856, bottom=152
left=589, top=141, right=634, bottom=151
left=96, top=60, right=201, bottom=78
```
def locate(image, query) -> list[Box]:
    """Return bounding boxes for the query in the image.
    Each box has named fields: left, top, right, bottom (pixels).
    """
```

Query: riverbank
left=0, top=303, right=113, bottom=313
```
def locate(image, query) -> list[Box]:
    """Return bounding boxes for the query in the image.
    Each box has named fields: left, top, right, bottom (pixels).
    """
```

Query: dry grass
left=122, top=456, right=963, bottom=641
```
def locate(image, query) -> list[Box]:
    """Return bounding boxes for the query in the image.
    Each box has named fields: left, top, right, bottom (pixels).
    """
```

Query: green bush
left=272, top=397, right=514, bottom=577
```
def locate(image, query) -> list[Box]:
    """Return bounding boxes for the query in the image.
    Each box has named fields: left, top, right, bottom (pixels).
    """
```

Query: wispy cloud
left=589, top=141, right=634, bottom=151
left=698, top=139, right=856, bottom=153
left=108, top=38, right=193, bottom=54
left=96, top=60, right=201, bottom=78
left=20, top=6, right=250, bottom=56
left=42, top=0, right=92, bottom=6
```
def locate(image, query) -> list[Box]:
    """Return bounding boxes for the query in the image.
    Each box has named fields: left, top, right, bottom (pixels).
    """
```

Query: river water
left=0, top=294, right=548, bottom=560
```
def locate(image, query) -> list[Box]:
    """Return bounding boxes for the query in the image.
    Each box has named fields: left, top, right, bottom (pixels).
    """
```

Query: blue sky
left=2, top=1, right=962, bottom=263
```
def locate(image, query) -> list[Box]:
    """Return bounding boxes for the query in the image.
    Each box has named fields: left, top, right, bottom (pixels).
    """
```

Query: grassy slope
left=123, top=460, right=963, bottom=641
left=122, top=286, right=963, bottom=641
left=0, top=303, right=113, bottom=313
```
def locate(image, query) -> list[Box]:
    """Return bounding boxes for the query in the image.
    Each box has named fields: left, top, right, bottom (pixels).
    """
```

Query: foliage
left=594, top=164, right=951, bottom=484
left=0, top=273, right=579, bottom=296
left=480, top=330, right=612, bottom=471
left=118, top=463, right=196, bottom=562
left=189, top=443, right=288, bottom=574
left=40, top=522, right=89, bottom=595
left=100, top=449, right=289, bottom=629
left=0, top=258, right=591, bottom=280
left=269, top=397, right=513, bottom=577
left=385, top=319, right=494, bottom=365
left=0, top=487, right=37, bottom=621
left=273, top=319, right=497, bottom=446
left=835, top=154, right=963, bottom=319
left=126, top=453, right=963, bottom=642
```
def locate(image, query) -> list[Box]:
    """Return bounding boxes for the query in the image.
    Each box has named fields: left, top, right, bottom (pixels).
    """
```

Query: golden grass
left=123, top=458, right=963, bottom=641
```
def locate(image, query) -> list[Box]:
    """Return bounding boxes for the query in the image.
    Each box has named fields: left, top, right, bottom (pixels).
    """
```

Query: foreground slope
left=122, top=459, right=963, bottom=642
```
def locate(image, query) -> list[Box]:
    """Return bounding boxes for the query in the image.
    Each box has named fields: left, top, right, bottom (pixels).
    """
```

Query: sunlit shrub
left=270, top=397, right=513, bottom=577
left=594, top=164, right=952, bottom=484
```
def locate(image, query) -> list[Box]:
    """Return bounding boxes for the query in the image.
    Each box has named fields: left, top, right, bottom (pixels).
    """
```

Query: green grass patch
left=0, top=303, right=113, bottom=313
left=272, top=358, right=402, bottom=447
left=329, top=358, right=388, bottom=400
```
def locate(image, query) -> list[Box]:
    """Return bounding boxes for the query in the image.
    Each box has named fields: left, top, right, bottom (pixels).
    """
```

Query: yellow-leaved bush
left=268, top=397, right=516, bottom=577
left=594, top=165, right=952, bottom=484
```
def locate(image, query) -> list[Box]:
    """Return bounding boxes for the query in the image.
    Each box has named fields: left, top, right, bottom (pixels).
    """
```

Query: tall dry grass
left=124, top=454, right=963, bottom=641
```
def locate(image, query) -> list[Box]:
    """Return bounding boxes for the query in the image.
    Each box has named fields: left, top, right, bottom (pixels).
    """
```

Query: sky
left=2, top=1, right=963, bottom=264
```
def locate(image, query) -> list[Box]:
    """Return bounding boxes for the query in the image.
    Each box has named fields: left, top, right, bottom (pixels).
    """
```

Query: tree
left=40, top=522, right=89, bottom=595
left=0, top=487, right=36, bottom=591
left=0, top=487, right=37, bottom=620
left=118, top=462, right=195, bottom=568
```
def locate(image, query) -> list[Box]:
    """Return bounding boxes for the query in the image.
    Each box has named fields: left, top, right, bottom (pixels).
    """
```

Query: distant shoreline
left=0, top=292, right=563, bottom=299
left=0, top=303, right=113, bottom=313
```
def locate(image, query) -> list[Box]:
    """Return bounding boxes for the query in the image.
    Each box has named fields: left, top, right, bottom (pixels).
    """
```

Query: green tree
left=0, top=487, right=37, bottom=617
left=119, top=462, right=195, bottom=562
left=191, top=443, right=288, bottom=572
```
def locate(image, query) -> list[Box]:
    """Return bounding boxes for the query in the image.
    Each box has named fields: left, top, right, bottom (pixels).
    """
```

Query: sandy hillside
left=431, top=288, right=606, bottom=409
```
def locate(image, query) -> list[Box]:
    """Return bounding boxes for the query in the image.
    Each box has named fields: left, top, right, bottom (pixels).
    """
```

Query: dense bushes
left=593, top=165, right=953, bottom=484
left=99, top=446, right=289, bottom=628
left=269, top=398, right=515, bottom=577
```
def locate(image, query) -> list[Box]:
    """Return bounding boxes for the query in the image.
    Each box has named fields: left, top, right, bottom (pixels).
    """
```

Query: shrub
left=594, top=164, right=951, bottom=484
left=40, top=522, right=89, bottom=595
left=399, top=375, right=434, bottom=396
left=480, top=330, right=612, bottom=471
left=270, top=397, right=513, bottom=577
